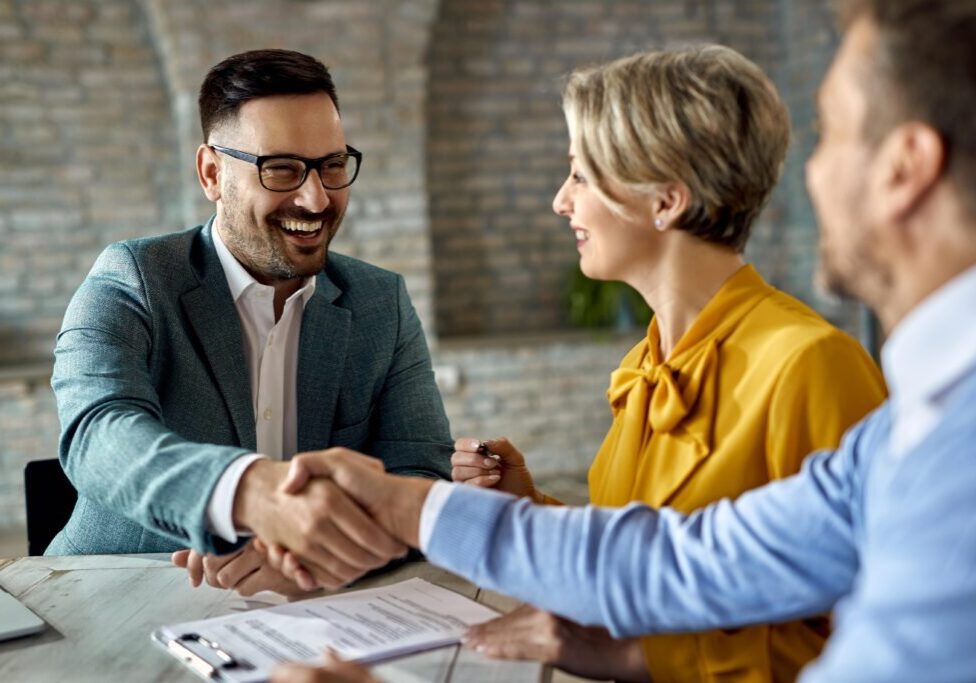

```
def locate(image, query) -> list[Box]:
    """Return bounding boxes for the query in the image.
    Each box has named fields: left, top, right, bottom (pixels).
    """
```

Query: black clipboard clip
left=166, top=632, right=255, bottom=680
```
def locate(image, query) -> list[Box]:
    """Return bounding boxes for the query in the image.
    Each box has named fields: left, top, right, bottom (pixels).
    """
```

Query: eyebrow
left=263, top=147, right=348, bottom=158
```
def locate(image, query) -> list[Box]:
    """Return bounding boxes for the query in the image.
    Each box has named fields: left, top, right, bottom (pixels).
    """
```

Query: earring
left=655, top=218, right=665, bottom=229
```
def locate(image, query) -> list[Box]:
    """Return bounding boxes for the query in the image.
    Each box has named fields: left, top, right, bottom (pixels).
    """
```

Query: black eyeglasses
left=209, top=144, right=363, bottom=192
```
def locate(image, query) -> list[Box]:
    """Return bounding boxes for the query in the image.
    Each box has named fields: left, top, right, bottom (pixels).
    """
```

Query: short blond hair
left=563, top=46, right=790, bottom=251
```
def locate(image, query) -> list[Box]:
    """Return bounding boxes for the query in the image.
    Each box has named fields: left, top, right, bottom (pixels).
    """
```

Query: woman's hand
left=450, top=437, right=542, bottom=502
left=271, top=650, right=381, bottom=683
left=463, top=604, right=650, bottom=682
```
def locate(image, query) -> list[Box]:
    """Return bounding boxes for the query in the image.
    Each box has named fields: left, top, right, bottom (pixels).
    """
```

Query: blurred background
left=0, top=0, right=864, bottom=551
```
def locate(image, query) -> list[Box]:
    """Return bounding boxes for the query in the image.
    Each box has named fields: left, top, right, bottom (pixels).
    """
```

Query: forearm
left=424, top=453, right=858, bottom=637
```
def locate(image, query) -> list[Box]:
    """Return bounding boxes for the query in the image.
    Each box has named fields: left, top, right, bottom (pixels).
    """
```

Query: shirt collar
left=211, top=221, right=316, bottom=305
left=881, top=265, right=976, bottom=406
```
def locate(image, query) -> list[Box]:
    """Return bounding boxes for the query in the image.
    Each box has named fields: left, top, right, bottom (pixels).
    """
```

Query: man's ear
left=873, top=121, right=945, bottom=223
left=196, top=144, right=222, bottom=202
left=650, top=182, right=691, bottom=231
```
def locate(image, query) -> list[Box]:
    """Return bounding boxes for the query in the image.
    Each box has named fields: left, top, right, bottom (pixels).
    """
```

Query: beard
left=816, top=217, right=893, bottom=306
left=218, top=183, right=344, bottom=284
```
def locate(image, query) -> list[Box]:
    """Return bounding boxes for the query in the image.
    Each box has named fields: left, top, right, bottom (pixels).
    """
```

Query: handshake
left=172, top=448, right=435, bottom=595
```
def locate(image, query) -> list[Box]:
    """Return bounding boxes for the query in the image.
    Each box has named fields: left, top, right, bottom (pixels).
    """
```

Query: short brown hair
left=836, top=0, right=976, bottom=213
left=198, top=49, right=339, bottom=141
left=562, top=46, right=790, bottom=252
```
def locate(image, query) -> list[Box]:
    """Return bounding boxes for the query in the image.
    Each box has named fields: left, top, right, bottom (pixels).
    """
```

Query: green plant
left=565, top=263, right=652, bottom=330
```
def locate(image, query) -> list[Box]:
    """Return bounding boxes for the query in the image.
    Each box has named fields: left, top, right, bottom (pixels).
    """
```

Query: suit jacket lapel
left=296, top=272, right=350, bottom=453
left=180, top=223, right=256, bottom=450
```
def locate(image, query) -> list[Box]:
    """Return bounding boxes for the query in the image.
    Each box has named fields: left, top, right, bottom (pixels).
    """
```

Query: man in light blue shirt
left=268, top=1, right=976, bottom=681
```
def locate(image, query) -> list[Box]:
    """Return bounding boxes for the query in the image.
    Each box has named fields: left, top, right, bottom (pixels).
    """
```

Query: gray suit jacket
left=47, top=221, right=451, bottom=555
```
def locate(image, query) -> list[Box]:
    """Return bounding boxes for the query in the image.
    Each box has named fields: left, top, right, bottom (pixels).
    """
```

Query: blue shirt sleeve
left=426, top=418, right=872, bottom=637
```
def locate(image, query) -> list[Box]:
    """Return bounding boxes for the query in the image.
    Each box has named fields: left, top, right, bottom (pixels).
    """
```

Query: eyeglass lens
left=260, top=155, right=358, bottom=191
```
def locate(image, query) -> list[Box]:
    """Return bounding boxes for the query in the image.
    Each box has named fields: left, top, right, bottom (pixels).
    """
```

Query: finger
left=269, top=664, right=319, bottom=683
left=482, top=437, right=526, bottom=466
left=453, top=437, right=483, bottom=453
left=450, top=452, right=499, bottom=470
left=203, top=550, right=241, bottom=588
left=452, top=464, right=499, bottom=482
left=283, top=552, right=322, bottom=591
left=265, top=542, right=286, bottom=572
left=187, top=551, right=204, bottom=588
left=217, top=549, right=264, bottom=588
left=171, top=549, right=191, bottom=567
left=466, top=605, right=538, bottom=638
left=296, top=552, right=356, bottom=591
left=458, top=473, right=501, bottom=488
left=299, top=522, right=384, bottom=583
left=320, top=481, right=408, bottom=561
left=234, top=567, right=277, bottom=597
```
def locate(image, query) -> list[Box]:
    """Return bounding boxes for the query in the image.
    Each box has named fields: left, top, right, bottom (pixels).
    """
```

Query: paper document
left=152, top=577, right=500, bottom=682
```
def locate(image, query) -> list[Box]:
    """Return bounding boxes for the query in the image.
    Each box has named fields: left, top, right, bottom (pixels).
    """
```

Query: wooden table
left=0, top=554, right=551, bottom=682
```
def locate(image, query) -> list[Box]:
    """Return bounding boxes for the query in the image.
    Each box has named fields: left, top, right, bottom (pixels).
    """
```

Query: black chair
left=24, top=459, right=77, bottom=556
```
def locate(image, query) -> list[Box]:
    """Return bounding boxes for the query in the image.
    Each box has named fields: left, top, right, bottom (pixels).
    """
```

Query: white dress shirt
left=882, top=265, right=976, bottom=458
left=207, top=226, right=316, bottom=543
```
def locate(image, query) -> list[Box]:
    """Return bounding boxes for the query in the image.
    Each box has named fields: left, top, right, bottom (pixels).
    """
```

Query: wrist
left=232, top=459, right=283, bottom=531
left=611, top=638, right=651, bottom=683
left=387, top=476, right=434, bottom=548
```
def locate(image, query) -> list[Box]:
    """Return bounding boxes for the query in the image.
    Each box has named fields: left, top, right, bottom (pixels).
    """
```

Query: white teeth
left=574, top=228, right=589, bottom=241
left=281, top=220, right=322, bottom=233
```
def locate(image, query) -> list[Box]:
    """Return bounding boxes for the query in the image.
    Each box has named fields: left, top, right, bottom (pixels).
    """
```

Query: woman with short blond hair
left=452, top=45, right=886, bottom=682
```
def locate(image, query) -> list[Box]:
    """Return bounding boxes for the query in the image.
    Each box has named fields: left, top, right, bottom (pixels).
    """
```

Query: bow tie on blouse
left=607, top=338, right=719, bottom=449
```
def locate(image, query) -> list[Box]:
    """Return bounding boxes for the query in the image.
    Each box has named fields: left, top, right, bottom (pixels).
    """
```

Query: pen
left=477, top=441, right=502, bottom=462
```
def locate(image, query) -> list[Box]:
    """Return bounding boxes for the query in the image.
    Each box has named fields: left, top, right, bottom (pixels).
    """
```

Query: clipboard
left=151, top=577, right=501, bottom=682
left=151, top=630, right=259, bottom=682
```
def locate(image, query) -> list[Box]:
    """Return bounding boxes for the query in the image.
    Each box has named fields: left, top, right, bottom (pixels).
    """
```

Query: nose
left=552, top=176, right=572, bottom=216
left=293, top=169, right=332, bottom=213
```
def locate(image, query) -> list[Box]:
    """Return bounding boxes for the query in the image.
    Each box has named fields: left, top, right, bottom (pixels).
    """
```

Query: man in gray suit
left=47, top=49, right=452, bottom=595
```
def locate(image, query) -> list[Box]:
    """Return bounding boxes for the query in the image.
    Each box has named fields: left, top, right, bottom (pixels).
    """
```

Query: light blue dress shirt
left=422, top=266, right=976, bottom=682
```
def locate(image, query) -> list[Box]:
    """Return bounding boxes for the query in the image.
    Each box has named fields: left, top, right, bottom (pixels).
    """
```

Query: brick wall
left=0, top=0, right=181, bottom=365
left=0, top=0, right=863, bottom=532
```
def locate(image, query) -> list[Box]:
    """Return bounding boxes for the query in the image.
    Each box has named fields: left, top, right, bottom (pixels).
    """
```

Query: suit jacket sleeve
left=425, top=415, right=875, bottom=636
left=367, top=274, right=451, bottom=480
left=53, top=243, right=250, bottom=554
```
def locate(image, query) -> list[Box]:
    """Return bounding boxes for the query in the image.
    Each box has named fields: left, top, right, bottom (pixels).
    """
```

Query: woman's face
left=552, top=142, right=657, bottom=283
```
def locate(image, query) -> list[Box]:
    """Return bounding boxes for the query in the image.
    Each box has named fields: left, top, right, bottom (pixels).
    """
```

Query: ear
left=650, top=182, right=691, bottom=231
left=196, top=144, right=222, bottom=202
left=873, top=122, right=945, bottom=222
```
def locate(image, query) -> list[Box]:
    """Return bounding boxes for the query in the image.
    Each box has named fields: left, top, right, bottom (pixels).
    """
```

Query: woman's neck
left=629, top=235, right=746, bottom=359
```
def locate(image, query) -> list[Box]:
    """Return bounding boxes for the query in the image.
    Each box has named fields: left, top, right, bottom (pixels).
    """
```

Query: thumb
left=281, top=449, right=385, bottom=494
left=483, top=437, right=526, bottom=467
left=280, top=453, right=333, bottom=494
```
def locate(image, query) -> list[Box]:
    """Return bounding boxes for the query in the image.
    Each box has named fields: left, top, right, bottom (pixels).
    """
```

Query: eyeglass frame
left=209, top=144, right=363, bottom=192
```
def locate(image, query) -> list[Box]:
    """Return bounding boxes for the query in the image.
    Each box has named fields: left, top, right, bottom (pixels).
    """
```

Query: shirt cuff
left=419, top=480, right=457, bottom=553
left=207, top=453, right=267, bottom=544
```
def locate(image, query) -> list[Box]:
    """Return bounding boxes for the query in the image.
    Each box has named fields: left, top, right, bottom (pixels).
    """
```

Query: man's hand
left=257, top=449, right=435, bottom=589
left=462, top=604, right=650, bottom=683
left=271, top=650, right=381, bottom=683
left=450, top=437, right=542, bottom=501
left=232, top=455, right=410, bottom=591
left=171, top=541, right=308, bottom=597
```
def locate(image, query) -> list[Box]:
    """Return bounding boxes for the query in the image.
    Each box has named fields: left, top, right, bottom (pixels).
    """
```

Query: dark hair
left=837, top=0, right=976, bottom=213
left=198, top=49, right=339, bottom=141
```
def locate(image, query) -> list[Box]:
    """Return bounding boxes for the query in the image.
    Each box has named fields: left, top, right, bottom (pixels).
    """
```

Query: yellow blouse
left=588, top=265, right=886, bottom=683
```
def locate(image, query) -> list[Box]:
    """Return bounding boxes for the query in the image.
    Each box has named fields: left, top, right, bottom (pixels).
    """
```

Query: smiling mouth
left=574, top=227, right=590, bottom=242
left=280, top=219, right=323, bottom=236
